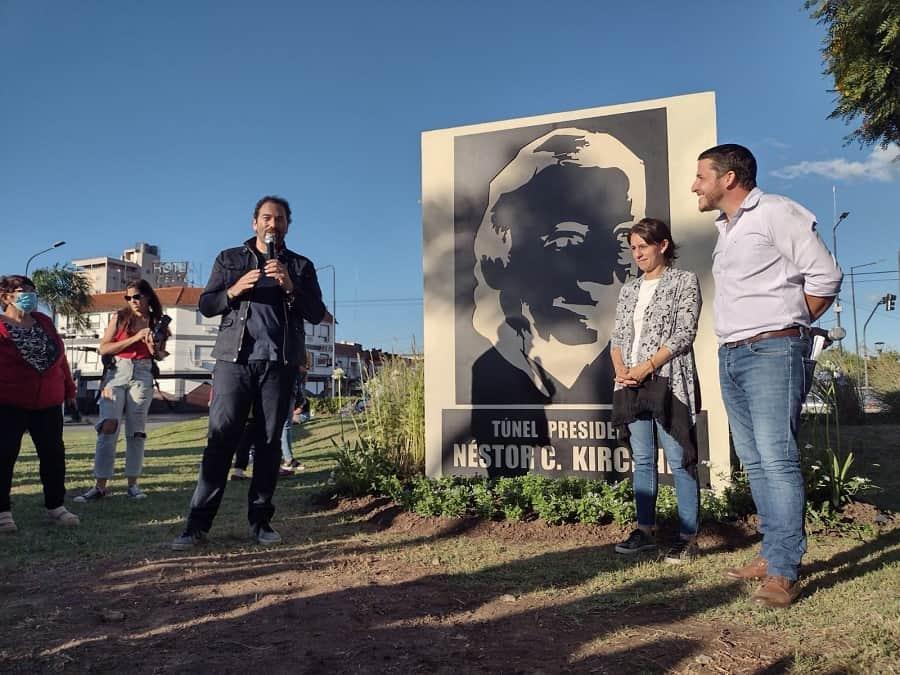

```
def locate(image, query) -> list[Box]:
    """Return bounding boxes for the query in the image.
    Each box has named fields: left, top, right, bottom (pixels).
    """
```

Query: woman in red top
left=75, top=280, right=168, bottom=502
left=0, top=274, right=80, bottom=532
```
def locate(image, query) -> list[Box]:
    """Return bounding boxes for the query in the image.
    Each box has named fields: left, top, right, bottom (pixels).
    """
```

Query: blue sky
left=1, top=0, right=898, bottom=353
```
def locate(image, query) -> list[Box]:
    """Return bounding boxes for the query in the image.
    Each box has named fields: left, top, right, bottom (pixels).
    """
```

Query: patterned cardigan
left=610, top=266, right=702, bottom=459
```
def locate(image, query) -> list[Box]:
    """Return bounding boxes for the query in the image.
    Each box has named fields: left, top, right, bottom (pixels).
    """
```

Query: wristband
left=648, top=356, right=657, bottom=370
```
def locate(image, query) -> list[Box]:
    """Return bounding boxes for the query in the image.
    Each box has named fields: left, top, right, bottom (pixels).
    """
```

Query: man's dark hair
left=0, top=274, right=35, bottom=294
left=698, top=144, right=757, bottom=189
left=253, top=195, right=292, bottom=225
left=629, top=218, right=678, bottom=262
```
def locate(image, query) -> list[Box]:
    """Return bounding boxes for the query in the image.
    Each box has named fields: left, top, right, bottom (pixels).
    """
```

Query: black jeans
left=186, top=360, right=295, bottom=533
left=233, top=416, right=255, bottom=471
left=0, top=405, right=67, bottom=512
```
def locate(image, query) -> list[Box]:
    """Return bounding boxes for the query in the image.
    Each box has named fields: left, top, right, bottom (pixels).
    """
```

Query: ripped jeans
left=93, top=357, right=154, bottom=479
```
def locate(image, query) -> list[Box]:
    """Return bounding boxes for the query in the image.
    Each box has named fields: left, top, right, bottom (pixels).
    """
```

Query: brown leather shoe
left=752, top=576, right=799, bottom=608
left=726, top=556, right=767, bottom=580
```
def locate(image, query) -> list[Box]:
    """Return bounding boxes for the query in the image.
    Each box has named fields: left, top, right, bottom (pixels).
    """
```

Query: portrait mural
left=424, top=94, right=724, bottom=484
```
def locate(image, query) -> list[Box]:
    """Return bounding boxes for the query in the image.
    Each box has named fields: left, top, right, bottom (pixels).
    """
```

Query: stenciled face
left=253, top=200, right=289, bottom=249
left=488, top=163, right=632, bottom=346
left=691, top=158, right=728, bottom=213
left=629, top=233, right=668, bottom=277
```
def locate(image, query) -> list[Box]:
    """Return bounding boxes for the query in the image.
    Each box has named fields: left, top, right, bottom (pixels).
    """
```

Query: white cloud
left=763, top=137, right=791, bottom=150
left=771, top=144, right=900, bottom=182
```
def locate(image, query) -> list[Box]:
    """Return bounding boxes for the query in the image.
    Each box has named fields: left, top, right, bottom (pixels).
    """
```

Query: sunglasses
left=124, top=293, right=144, bottom=301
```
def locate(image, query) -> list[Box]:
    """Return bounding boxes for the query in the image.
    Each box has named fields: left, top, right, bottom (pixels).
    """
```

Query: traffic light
left=885, top=293, right=896, bottom=311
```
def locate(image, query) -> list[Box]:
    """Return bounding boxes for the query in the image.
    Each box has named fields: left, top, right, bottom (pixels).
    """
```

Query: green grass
left=2, top=418, right=898, bottom=672
left=2, top=414, right=358, bottom=570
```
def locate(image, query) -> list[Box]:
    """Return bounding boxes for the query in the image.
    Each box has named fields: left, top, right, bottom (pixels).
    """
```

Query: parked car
left=863, top=393, right=886, bottom=414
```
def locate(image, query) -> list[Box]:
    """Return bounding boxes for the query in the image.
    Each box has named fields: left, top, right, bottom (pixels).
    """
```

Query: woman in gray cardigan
left=610, top=218, right=702, bottom=563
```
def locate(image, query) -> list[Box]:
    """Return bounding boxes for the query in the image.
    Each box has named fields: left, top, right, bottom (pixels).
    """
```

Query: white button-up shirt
left=712, top=188, right=843, bottom=344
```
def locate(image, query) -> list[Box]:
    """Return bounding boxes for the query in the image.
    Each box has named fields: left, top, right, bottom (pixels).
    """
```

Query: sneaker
left=278, top=466, right=294, bottom=477
left=287, top=459, right=306, bottom=471
left=249, top=523, right=282, bottom=545
left=614, top=529, right=657, bottom=555
left=47, top=506, right=80, bottom=527
left=0, top=511, right=18, bottom=534
left=126, top=485, right=148, bottom=500
left=230, top=468, right=249, bottom=481
left=664, top=538, right=699, bottom=564
left=171, top=530, right=208, bottom=551
left=73, top=486, right=107, bottom=503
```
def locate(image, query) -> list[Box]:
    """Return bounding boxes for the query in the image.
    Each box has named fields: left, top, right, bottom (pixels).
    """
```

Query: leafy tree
left=806, top=0, right=900, bottom=147
left=31, top=264, right=92, bottom=330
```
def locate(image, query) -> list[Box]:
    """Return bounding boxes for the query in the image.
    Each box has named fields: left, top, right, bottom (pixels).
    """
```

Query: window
left=194, top=345, right=214, bottom=363
left=316, top=353, right=332, bottom=368
left=318, top=324, right=330, bottom=339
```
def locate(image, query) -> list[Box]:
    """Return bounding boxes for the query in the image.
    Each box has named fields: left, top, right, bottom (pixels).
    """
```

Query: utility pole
left=850, top=260, right=880, bottom=368
left=862, top=293, right=897, bottom=411
left=830, top=207, right=850, bottom=350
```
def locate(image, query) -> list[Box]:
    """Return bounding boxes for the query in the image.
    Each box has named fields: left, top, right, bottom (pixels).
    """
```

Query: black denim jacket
left=200, top=238, right=326, bottom=366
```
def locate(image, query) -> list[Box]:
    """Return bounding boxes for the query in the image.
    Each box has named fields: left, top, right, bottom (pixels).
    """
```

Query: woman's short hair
left=629, top=218, right=678, bottom=262
left=0, top=275, right=35, bottom=294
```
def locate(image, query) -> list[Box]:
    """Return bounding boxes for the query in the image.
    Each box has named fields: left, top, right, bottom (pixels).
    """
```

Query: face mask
left=14, top=292, right=38, bottom=313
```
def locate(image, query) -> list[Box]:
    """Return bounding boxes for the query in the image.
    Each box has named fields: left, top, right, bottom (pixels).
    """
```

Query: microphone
left=264, top=233, right=276, bottom=261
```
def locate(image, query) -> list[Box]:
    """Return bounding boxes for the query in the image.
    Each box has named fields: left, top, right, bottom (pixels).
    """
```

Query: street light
left=861, top=293, right=896, bottom=403
left=830, top=211, right=850, bottom=350
left=25, top=240, right=66, bottom=276
left=850, top=260, right=882, bottom=366
left=316, top=264, right=337, bottom=397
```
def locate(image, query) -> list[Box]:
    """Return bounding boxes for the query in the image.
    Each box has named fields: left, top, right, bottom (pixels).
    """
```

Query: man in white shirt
left=692, top=144, right=842, bottom=607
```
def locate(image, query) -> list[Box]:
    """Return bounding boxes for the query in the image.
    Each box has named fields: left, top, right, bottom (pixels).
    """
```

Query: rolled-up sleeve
left=769, top=199, right=843, bottom=297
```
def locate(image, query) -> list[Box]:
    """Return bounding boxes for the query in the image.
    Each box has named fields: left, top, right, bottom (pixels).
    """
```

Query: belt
left=723, top=327, right=804, bottom=349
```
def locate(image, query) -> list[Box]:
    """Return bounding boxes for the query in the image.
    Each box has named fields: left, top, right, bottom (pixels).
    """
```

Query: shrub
left=576, top=491, right=608, bottom=524
left=470, top=479, right=497, bottom=519
left=409, top=476, right=444, bottom=517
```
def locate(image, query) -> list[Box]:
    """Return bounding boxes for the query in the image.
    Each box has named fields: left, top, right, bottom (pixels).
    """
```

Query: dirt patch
left=0, top=497, right=836, bottom=674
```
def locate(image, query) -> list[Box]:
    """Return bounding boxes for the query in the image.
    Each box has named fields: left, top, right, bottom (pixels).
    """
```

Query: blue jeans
left=281, top=395, right=295, bottom=463
left=719, top=336, right=810, bottom=581
left=628, top=414, right=699, bottom=538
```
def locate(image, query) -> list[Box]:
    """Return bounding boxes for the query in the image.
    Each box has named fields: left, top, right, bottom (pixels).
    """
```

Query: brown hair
left=0, top=275, right=36, bottom=294
left=628, top=218, right=678, bottom=263
left=117, top=279, right=163, bottom=331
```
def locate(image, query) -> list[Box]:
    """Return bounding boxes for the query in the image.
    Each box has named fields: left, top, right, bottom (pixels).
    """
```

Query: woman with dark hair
left=610, top=218, right=703, bottom=563
left=75, top=279, right=168, bottom=502
left=0, top=274, right=80, bottom=531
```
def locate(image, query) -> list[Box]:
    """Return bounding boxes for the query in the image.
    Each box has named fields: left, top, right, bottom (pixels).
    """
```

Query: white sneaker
left=47, top=506, right=80, bottom=527
left=126, top=485, right=148, bottom=500
left=73, top=486, right=107, bottom=503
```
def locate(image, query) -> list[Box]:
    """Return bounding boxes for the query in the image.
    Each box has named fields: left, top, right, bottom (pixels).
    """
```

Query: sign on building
left=422, top=93, right=729, bottom=487
left=153, top=261, right=189, bottom=287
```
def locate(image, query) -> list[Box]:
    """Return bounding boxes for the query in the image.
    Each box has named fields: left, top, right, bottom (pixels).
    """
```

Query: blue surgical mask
left=14, top=292, right=38, bottom=313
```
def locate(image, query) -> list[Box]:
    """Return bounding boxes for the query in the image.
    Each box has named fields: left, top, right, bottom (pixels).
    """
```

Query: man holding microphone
left=172, top=196, right=325, bottom=549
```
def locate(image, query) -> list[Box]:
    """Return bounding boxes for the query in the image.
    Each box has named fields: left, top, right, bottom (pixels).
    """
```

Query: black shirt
left=239, top=248, right=287, bottom=362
